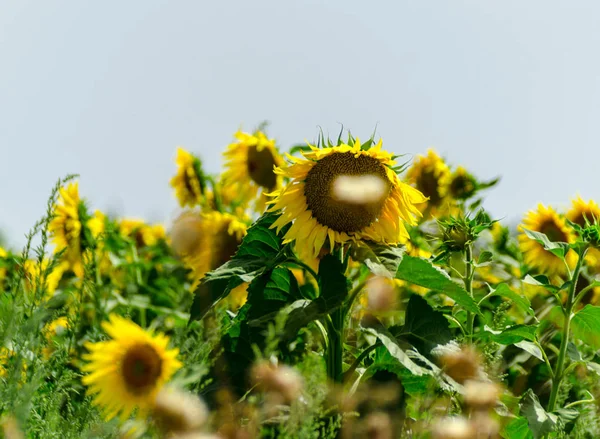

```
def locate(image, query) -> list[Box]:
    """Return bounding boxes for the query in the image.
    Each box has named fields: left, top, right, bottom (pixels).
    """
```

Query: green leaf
left=487, top=283, right=534, bottom=316
left=393, top=294, right=453, bottom=356
left=477, top=250, right=493, bottom=265
left=521, top=389, right=557, bottom=439
left=395, top=255, right=480, bottom=315
left=363, top=323, right=428, bottom=377
left=515, top=341, right=544, bottom=361
left=572, top=305, right=600, bottom=349
left=288, top=143, right=312, bottom=156
left=350, top=241, right=404, bottom=278
left=502, top=417, right=534, bottom=439
left=522, top=228, right=569, bottom=259
left=480, top=324, right=537, bottom=345
left=190, top=212, right=288, bottom=321
left=523, top=274, right=561, bottom=293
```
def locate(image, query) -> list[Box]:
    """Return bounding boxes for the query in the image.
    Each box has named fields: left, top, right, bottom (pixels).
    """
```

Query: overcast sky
left=2, top=1, right=600, bottom=248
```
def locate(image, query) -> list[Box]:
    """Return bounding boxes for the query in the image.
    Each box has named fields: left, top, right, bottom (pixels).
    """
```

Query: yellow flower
left=170, top=148, right=205, bottom=208
left=23, top=258, right=69, bottom=300
left=0, top=347, right=10, bottom=378
left=87, top=210, right=106, bottom=239
left=48, top=182, right=85, bottom=277
left=119, top=219, right=166, bottom=247
left=567, top=197, right=600, bottom=273
left=222, top=130, right=284, bottom=212
left=518, top=204, right=577, bottom=276
left=81, top=314, right=182, bottom=422
left=0, top=247, right=7, bottom=283
left=268, top=138, right=427, bottom=261
left=405, top=149, right=452, bottom=217
left=448, top=166, right=477, bottom=200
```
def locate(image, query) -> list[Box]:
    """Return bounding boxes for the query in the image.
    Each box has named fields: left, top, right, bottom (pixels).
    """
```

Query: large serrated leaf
left=521, top=389, right=557, bottom=439
left=395, top=255, right=480, bottom=314
left=393, top=294, right=453, bottom=357
left=480, top=324, right=538, bottom=345
left=521, top=228, right=569, bottom=259
left=572, top=305, right=600, bottom=349
left=488, top=283, right=534, bottom=316
left=502, top=417, right=534, bottom=439
left=189, top=212, right=288, bottom=321
left=350, top=241, right=404, bottom=278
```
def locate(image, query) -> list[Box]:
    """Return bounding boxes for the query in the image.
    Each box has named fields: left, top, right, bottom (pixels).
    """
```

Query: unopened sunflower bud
left=366, top=277, right=396, bottom=312
left=463, top=380, right=500, bottom=410
left=332, top=175, right=388, bottom=205
left=170, top=212, right=204, bottom=258
left=365, top=412, right=393, bottom=439
left=439, top=346, right=482, bottom=384
left=153, top=386, right=208, bottom=434
left=431, top=416, right=475, bottom=439
left=250, top=361, right=303, bottom=403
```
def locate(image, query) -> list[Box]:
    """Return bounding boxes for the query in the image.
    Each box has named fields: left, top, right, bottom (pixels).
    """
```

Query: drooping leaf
left=479, top=324, right=537, bottom=345
left=190, top=212, right=288, bottom=321
left=521, top=228, right=570, bottom=259
left=521, top=389, right=557, bottom=439
left=393, top=294, right=453, bottom=357
left=487, top=283, right=534, bottom=316
left=571, top=305, right=600, bottom=349
left=395, top=255, right=480, bottom=314
left=514, top=341, right=544, bottom=361
left=350, top=241, right=404, bottom=278
left=477, top=250, right=493, bottom=265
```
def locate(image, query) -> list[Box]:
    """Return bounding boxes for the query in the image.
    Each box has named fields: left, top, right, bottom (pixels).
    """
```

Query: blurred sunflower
left=222, top=130, right=284, bottom=212
left=268, top=138, right=426, bottom=261
left=405, top=149, right=452, bottom=217
left=567, top=197, right=600, bottom=272
left=448, top=166, right=477, bottom=200
left=518, top=204, right=577, bottom=276
left=0, top=247, right=7, bottom=285
left=170, top=148, right=205, bottom=208
left=49, top=182, right=85, bottom=277
left=119, top=219, right=166, bottom=248
left=81, top=314, right=182, bottom=421
left=23, top=258, right=69, bottom=301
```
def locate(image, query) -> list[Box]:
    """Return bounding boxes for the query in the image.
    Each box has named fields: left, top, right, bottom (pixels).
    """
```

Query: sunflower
left=23, top=258, right=69, bottom=301
left=170, top=148, right=205, bottom=208
left=119, top=219, right=166, bottom=248
left=567, top=197, right=600, bottom=272
left=49, top=182, right=85, bottom=277
left=0, top=247, right=7, bottom=284
left=81, top=314, right=182, bottom=421
left=518, top=204, right=577, bottom=276
left=268, top=138, right=427, bottom=262
left=448, top=166, right=477, bottom=200
left=222, top=130, right=284, bottom=212
left=405, top=149, right=452, bottom=217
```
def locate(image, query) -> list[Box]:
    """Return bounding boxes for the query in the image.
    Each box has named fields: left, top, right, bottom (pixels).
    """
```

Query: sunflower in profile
left=0, top=247, right=7, bottom=286
left=268, top=138, right=427, bottom=261
left=23, top=258, right=69, bottom=301
left=567, top=196, right=600, bottom=272
left=81, top=314, right=182, bottom=421
left=49, top=182, right=85, bottom=277
left=170, top=148, right=206, bottom=208
left=222, top=130, right=284, bottom=212
left=518, top=204, right=577, bottom=276
left=448, top=166, right=477, bottom=200
left=405, top=149, right=452, bottom=217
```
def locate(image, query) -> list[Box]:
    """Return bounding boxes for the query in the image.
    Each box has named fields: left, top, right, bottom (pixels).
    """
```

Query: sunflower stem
left=464, top=243, right=475, bottom=340
left=547, top=246, right=587, bottom=412
left=326, top=307, right=344, bottom=383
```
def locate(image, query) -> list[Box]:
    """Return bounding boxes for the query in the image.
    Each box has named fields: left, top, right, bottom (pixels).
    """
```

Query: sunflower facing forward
left=405, top=149, right=452, bottom=217
left=268, top=138, right=427, bottom=260
left=48, top=182, right=85, bottom=277
left=81, top=314, right=182, bottom=421
left=222, top=130, right=284, bottom=211
left=518, top=204, right=577, bottom=276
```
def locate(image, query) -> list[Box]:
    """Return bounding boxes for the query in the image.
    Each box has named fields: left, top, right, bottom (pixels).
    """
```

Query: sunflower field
left=2, top=127, right=600, bottom=439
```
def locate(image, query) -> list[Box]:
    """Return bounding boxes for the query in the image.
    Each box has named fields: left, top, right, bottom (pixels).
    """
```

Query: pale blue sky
left=2, top=1, right=600, bottom=248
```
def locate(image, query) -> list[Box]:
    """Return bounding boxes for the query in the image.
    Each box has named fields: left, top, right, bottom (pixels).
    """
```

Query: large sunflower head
left=48, top=182, right=86, bottom=277
left=518, top=204, right=577, bottom=276
left=268, top=138, right=427, bottom=261
left=405, top=149, right=452, bottom=216
left=81, top=314, right=182, bottom=422
left=170, top=148, right=206, bottom=208
left=567, top=196, right=600, bottom=228
left=221, top=130, right=284, bottom=212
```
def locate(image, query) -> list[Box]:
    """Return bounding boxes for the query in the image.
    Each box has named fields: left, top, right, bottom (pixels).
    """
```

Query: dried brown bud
left=250, top=361, right=303, bottom=403
left=170, top=211, right=205, bottom=258
left=431, top=416, right=476, bottom=439
left=366, top=277, right=396, bottom=312
left=365, top=412, right=393, bottom=439
left=470, top=411, right=500, bottom=439
left=463, top=380, right=500, bottom=410
left=439, top=346, right=482, bottom=384
left=153, top=386, right=208, bottom=435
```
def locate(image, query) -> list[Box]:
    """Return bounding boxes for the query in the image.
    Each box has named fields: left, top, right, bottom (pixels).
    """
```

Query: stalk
left=326, top=309, right=344, bottom=383
left=547, top=248, right=586, bottom=412
left=464, top=244, right=475, bottom=339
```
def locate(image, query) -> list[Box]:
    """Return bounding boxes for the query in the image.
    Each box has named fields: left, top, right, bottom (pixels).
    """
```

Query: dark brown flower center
left=416, top=169, right=442, bottom=205
left=247, top=145, right=277, bottom=190
left=304, top=152, right=391, bottom=233
left=539, top=220, right=567, bottom=243
left=572, top=210, right=596, bottom=228
left=449, top=175, right=475, bottom=200
left=211, top=222, right=243, bottom=269
left=121, top=343, right=162, bottom=394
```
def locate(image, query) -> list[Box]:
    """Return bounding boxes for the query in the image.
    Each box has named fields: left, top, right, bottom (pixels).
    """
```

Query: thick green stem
left=326, top=308, right=345, bottom=383
left=547, top=249, right=586, bottom=412
left=464, top=244, right=475, bottom=339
